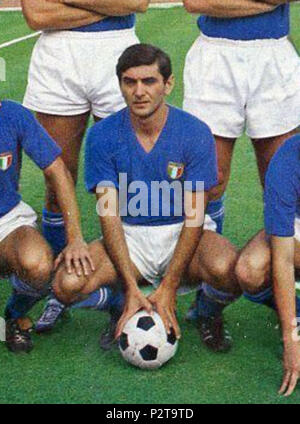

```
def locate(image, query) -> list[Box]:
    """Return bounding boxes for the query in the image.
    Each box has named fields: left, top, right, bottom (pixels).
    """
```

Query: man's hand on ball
left=115, top=288, right=153, bottom=339
left=148, top=284, right=181, bottom=340
left=54, top=237, right=95, bottom=277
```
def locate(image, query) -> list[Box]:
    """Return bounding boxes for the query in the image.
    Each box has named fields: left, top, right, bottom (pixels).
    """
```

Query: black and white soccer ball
left=119, top=310, right=178, bottom=370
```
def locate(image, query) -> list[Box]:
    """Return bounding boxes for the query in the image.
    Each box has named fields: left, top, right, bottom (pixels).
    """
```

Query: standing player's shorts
left=123, top=215, right=216, bottom=292
left=23, top=28, right=139, bottom=118
left=0, top=201, right=37, bottom=243
left=183, top=34, right=300, bottom=139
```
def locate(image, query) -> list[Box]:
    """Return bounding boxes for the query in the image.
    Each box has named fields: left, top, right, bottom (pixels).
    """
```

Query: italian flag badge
left=0, top=152, right=12, bottom=171
left=167, top=161, right=185, bottom=179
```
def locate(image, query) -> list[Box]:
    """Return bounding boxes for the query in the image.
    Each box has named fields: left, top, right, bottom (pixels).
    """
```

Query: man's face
left=120, top=62, right=174, bottom=119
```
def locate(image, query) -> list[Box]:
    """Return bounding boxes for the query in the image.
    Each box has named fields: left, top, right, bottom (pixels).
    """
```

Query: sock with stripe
left=5, top=275, right=46, bottom=319
left=243, top=286, right=276, bottom=310
left=72, top=286, right=125, bottom=313
left=197, top=283, right=238, bottom=318
left=244, top=287, right=300, bottom=318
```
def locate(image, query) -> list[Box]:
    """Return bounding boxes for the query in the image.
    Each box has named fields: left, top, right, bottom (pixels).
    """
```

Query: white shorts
left=123, top=214, right=216, bottom=291
left=0, top=201, right=37, bottom=243
left=23, top=28, right=139, bottom=118
left=183, top=34, right=300, bottom=139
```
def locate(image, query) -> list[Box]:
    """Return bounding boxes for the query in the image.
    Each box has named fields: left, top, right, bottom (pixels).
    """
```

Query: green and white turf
left=0, top=6, right=300, bottom=404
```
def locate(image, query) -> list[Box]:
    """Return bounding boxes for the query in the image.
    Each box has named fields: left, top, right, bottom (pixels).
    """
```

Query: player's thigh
left=36, top=112, right=90, bottom=180
left=187, top=230, right=238, bottom=291
left=209, top=136, right=236, bottom=200
left=235, top=229, right=271, bottom=289
left=251, top=129, right=298, bottom=187
left=0, top=225, right=53, bottom=283
left=54, top=239, right=142, bottom=296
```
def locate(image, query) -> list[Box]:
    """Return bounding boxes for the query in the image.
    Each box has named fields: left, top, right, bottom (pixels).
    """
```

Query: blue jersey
left=198, top=5, right=289, bottom=40
left=85, top=106, right=218, bottom=226
left=0, top=100, right=61, bottom=218
left=71, top=14, right=135, bottom=32
left=264, top=135, right=300, bottom=237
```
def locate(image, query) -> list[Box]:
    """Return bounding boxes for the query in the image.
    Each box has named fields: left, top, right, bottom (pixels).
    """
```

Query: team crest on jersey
left=0, top=152, right=12, bottom=171
left=167, top=161, right=184, bottom=179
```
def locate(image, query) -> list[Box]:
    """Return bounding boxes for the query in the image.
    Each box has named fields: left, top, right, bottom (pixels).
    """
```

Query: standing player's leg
left=252, top=130, right=298, bottom=188
left=38, top=112, right=90, bottom=253
left=0, top=226, right=53, bottom=352
left=187, top=230, right=241, bottom=352
left=35, top=112, right=90, bottom=332
left=207, top=136, right=236, bottom=231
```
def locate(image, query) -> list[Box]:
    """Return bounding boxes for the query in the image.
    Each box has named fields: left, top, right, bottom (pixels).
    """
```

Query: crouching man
left=53, top=44, right=241, bottom=350
left=0, top=100, right=94, bottom=352
left=236, top=135, right=300, bottom=396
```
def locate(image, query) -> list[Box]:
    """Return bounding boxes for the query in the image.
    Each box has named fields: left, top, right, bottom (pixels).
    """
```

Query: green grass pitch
left=0, top=6, right=300, bottom=404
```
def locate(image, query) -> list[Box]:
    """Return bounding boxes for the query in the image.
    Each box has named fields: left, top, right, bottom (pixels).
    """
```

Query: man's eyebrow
left=122, top=76, right=158, bottom=82
left=122, top=76, right=136, bottom=81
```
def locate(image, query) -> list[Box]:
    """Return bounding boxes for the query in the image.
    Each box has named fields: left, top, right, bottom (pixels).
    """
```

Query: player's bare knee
left=55, top=271, right=86, bottom=301
left=235, top=253, right=268, bottom=293
left=209, top=253, right=235, bottom=283
left=19, top=250, right=53, bottom=288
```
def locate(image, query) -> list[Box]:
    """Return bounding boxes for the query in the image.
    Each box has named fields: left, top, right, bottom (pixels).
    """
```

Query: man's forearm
left=59, top=0, right=149, bottom=15
left=44, top=158, right=83, bottom=243
left=22, top=0, right=104, bottom=31
left=183, top=0, right=276, bottom=18
left=161, top=190, right=206, bottom=290
left=272, top=237, right=297, bottom=342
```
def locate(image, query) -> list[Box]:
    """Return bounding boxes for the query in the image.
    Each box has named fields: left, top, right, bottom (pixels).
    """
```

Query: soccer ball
left=119, top=310, right=178, bottom=370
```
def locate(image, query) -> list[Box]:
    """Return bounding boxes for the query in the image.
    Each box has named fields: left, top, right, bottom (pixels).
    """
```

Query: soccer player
left=21, top=0, right=150, bottom=331
left=182, top=0, right=300, bottom=346
left=235, top=135, right=300, bottom=396
left=51, top=44, right=241, bottom=351
left=0, top=100, right=93, bottom=353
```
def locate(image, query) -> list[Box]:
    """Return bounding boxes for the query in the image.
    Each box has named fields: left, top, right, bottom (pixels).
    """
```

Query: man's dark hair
left=116, top=43, right=172, bottom=83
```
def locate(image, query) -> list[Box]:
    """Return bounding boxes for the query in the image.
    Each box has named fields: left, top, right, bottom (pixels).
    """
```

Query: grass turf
left=0, top=6, right=299, bottom=404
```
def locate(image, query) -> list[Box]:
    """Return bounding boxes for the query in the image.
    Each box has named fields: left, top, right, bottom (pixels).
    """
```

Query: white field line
left=0, top=2, right=182, bottom=49
left=0, top=2, right=184, bottom=11
left=0, top=7, right=21, bottom=11
left=0, top=31, right=40, bottom=49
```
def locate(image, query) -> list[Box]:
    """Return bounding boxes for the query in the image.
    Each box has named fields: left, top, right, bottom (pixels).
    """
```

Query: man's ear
left=164, top=74, right=175, bottom=96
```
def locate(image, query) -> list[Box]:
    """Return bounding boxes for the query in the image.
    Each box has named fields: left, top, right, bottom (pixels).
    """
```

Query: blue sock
left=42, top=208, right=66, bottom=257
left=197, top=283, right=238, bottom=318
left=72, top=286, right=125, bottom=313
left=5, top=275, right=45, bottom=319
left=243, top=287, right=276, bottom=310
left=244, top=287, right=300, bottom=317
left=206, top=194, right=225, bottom=235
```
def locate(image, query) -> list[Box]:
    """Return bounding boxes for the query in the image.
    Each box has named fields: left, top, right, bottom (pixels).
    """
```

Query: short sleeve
left=84, top=125, right=119, bottom=193
left=16, top=105, right=61, bottom=169
left=184, top=123, right=218, bottom=191
left=264, top=154, right=297, bottom=237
